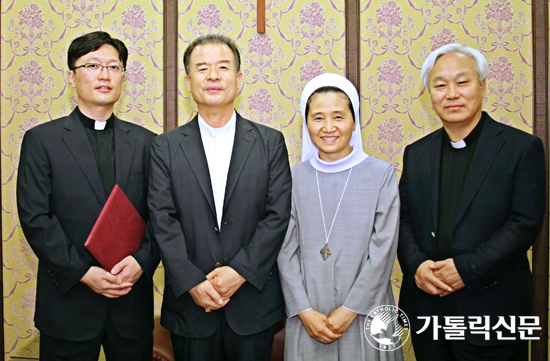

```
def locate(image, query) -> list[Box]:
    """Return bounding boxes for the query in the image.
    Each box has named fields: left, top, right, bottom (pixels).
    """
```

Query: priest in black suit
left=398, top=43, right=545, bottom=361
left=148, top=34, right=292, bottom=361
left=17, top=31, right=159, bottom=361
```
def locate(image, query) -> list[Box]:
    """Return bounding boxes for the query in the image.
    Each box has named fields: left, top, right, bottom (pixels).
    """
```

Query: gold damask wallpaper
left=1, top=0, right=164, bottom=358
left=0, top=0, right=540, bottom=360
left=359, top=0, right=535, bottom=358
left=177, top=0, right=346, bottom=164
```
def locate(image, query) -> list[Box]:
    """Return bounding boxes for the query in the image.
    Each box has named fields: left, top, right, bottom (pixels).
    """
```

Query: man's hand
left=415, top=260, right=453, bottom=295
left=432, top=258, right=465, bottom=297
left=111, top=256, right=143, bottom=286
left=325, top=307, right=358, bottom=335
left=206, top=266, right=246, bottom=299
left=80, top=266, right=133, bottom=298
left=298, top=309, right=342, bottom=344
left=189, top=280, right=229, bottom=311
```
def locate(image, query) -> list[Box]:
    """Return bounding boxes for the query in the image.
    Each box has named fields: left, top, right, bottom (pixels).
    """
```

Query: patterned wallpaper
left=0, top=0, right=540, bottom=360
left=1, top=0, right=164, bottom=358
left=359, top=1, right=534, bottom=358
left=177, top=0, right=346, bottom=166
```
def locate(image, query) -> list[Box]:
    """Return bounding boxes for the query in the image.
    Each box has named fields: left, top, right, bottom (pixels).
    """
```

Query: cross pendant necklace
left=316, top=168, right=353, bottom=261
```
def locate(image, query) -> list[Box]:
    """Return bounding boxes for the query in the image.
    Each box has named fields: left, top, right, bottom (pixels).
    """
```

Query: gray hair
left=183, top=34, right=241, bottom=75
left=420, top=43, right=489, bottom=91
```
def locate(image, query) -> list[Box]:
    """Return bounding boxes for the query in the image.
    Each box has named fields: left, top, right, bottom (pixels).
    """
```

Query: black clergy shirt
left=77, top=107, right=116, bottom=197
left=437, top=112, right=486, bottom=260
left=435, top=112, right=486, bottom=317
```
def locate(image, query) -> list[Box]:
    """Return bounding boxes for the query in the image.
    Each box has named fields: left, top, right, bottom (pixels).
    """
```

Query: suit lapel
left=223, top=115, right=255, bottom=211
left=454, top=116, right=503, bottom=227
left=424, top=129, right=443, bottom=233
left=61, top=110, right=107, bottom=206
left=114, top=118, right=136, bottom=194
left=179, top=117, right=217, bottom=218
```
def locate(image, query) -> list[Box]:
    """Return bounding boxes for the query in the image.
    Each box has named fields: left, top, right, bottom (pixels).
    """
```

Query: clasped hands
left=189, top=266, right=246, bottom=311
left=299, top=307, right=358, bottom=344
left=415, top=258, right=465, bottom=297
left=80, top=255, right=143, bottom=298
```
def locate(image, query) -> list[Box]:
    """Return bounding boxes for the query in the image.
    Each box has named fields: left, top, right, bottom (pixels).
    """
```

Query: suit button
left=431, top=232, right=435, bottom=238
left=213, top=227, right=219, bottom=233
left=215, top=262, right=222, bottom=268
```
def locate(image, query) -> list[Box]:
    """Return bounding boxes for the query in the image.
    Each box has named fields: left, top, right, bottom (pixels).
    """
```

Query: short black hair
left=305, top=86, right=355, bottom=122
left=67, top=31, right=128, bottom=70
left=183, top=34, right=241, bottom=75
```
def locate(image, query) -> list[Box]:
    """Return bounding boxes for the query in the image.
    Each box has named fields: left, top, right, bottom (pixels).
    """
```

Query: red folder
left=84, top=184, right=145, bottom=271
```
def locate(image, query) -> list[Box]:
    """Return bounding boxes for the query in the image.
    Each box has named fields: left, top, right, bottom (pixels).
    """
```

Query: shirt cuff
left=343, top=305, right=361, bottom=315
left=288, top=307, right=312, bottom=319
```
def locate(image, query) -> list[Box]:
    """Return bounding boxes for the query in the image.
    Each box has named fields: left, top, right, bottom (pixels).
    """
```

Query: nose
left=446, top=83, right=459, bottom=99
left=98, top=66, right=111, bottom=79
left=207, top=67, right=220, bottom=81
left=322, top=119, right=337, bottom=132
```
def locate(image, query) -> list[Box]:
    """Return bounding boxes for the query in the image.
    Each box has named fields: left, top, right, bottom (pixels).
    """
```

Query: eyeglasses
left=72, top=63, right=125, bottom=75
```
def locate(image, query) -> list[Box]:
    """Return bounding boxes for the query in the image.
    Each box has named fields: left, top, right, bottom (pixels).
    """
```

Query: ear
left=185, top=75, right=191, bottom=92
left=480, top=78, right=486, bottom=97
left=237, top=71, right=243, bottom=90
left=67, top=70, right=76, bottom=88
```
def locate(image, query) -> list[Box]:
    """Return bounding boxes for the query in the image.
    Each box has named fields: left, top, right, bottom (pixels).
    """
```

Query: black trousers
left=171, top=309, right=275, bottom=361
left=39, top=312, right=153, bottom=361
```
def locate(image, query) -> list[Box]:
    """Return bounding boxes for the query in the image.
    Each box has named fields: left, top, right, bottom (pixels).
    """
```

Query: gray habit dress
left=278, top=156, right=403, bottom=361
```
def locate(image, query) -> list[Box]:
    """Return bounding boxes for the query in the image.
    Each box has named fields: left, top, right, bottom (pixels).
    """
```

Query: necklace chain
left=316, top=167, right=353, bottom=247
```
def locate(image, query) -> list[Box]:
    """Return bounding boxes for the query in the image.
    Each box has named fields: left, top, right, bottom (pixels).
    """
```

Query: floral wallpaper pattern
left=360, top=0, right=534, bottom=358
left=1, top=0, right=164, bottom=358
left=0, top=0, right=541, bottom=360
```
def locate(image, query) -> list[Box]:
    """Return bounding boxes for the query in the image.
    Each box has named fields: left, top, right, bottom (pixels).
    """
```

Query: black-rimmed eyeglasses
left=72, top=63, right=125, bottom=75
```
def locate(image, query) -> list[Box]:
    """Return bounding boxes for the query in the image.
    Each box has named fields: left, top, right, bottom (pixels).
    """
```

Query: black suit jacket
left=148, top=113, right=291, bottom=337
left=398, top=113, right=546, bottom=346
left=17, top=109, right=159, bottom=341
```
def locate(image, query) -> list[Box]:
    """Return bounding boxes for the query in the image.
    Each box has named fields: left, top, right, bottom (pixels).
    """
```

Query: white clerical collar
left=94, top=121, right=107, bottom=130
left=450, top=140, right=466, bottom=149
left=198, top=112, right=236, bottom=137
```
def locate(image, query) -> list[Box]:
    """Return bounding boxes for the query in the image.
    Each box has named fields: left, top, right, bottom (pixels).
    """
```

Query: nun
left=277, top=73, right=404, bottom=360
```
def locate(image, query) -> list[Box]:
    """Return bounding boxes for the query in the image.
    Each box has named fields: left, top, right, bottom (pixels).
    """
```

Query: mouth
left=96, top=85, right=112, bottom=92
left=445, top=104, right=462, bottom=109
left=206, top=86, right=223, bottom=92
left=321, top=136, right=338, bottom=143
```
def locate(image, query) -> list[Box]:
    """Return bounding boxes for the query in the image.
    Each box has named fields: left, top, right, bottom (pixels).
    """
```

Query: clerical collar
left=76, top=107, right=115, bottom=131
left=444, top=112, right=486, bottom=149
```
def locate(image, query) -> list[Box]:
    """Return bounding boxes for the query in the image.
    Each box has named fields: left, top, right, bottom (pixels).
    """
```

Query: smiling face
left=185, top=42, right=243, bottom=115
left=67, top=44, right=124, bottom=116
left=306, top=91, right=355, bottom=163
left=428, top=52, right=486, bottom=132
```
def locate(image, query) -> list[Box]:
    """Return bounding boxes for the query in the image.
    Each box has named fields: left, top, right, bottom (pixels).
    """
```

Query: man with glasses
left=17, top=31, right=158, bottom=360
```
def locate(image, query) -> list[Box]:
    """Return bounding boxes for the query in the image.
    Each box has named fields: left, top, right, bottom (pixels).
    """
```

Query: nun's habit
left=277, top=73, right=403, bottom=360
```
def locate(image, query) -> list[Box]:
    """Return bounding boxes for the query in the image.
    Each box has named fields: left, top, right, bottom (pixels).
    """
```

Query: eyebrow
left=194, top=60, right=232, bottom=68
left=86, top=56, right=120, bottom=64
left=309, top=109, right=348, bottom=116
left=431, top=71, right=472, bottom=83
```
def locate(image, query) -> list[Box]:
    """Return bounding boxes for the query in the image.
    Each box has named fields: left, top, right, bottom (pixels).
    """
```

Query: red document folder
left=84, top=184, right=145, bottom=271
